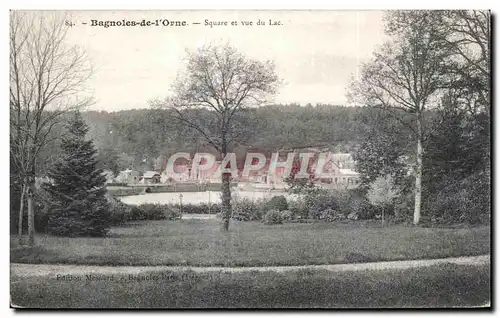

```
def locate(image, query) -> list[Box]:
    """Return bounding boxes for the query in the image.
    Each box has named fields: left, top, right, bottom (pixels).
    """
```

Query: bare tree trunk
left=382, top=206, right=385, bottom=226
left=18, top=182, right=26, bottom=244
left=27, top=177, right=35, bottom=246
left=221, top=172, right=232, bottom=231
left=220, top=139, right=232, bottom=231
left=414, top=112, right=423, bottom=225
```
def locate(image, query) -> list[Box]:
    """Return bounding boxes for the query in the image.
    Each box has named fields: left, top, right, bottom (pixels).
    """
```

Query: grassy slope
left=10, top=264, right=490, bottom=308
left=10, top=220, right=491, bottom=266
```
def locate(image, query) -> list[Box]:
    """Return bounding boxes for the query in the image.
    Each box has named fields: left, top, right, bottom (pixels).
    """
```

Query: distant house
left=314, top=153, right=360, bottom=188
left=260, top=151, right=360, bottom=188
left=162, top=160, right=223, bottom=183
left=328, top=153, right=356, bottom=170
left=116, top=169, right=141, bottom=184
left=142, top=171, right=161, bottom=184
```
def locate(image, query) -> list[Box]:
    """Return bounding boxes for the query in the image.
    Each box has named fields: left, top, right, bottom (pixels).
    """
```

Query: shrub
left=328, top=189, right=379, bottom=220
left=179, top=203, right=220, bottom=214
left=280, top=210, right=293, bottom=221
left=319, top=208, right=345, bottom=222
left=347, top=211, right=359, bottom=220
left=232, top=198, right=260, bottom=221
left=393, top=191, right=414, bottom=223
left=426, top=170, right=490, bottom=224
left=266, top=195, right=289, bottom=211
left=263, top=209, right=284, bottom=225
left=309, top=193, right=340, bottom=220
left=165, top=206, right=182, bottom=220
left=136, top=204, right=167, bottom=220
left=288, top=199, right=308, bottom=219
left=355, top=197, right=380, bottom=220
left=129, top=205, right=144, bottom=221
left=106, top=194, right=133, bottom=225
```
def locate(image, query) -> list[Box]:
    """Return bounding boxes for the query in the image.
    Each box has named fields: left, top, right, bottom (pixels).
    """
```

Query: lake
left=119, top=190, right=299, bottom=205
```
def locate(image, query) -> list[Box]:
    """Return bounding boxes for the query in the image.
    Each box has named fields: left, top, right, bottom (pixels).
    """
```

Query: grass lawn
left=10, top=219, right=490, bottom=266
left=10, top=263, right=490, bottom=308
left=11, top=220, right=490, bottom=266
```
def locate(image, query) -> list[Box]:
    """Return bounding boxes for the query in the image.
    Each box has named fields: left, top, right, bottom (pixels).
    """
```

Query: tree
left=440, top=11, right=491, bottom=171
left=96, top=146, right=121, bottom=176
left=43, top=112, right=111, bottom=237
left=367, top=175, right=400, bottom=226
left=10, top=11, right=92, bottom=245
left=151, top=43, right=280, bottom=230
left=441, top=10, right=490, bottom=113
left=348, top=11, right=450, bottom=225
left=353, top=107, right=413, bottom=190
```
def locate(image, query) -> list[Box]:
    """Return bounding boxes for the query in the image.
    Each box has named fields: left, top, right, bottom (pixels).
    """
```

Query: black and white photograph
left=8, top=8, right=491, bottom=309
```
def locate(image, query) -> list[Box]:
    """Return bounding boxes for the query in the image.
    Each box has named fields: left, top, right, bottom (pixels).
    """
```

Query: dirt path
left=10, top=255, right=490, bottom=278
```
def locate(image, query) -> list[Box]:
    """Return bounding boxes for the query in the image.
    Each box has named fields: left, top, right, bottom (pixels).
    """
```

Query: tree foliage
left=367, top=175, right=400, bottom=225
left=43, top=112, right=111, bottom=237
left=367, top=175, right=400, bottom=207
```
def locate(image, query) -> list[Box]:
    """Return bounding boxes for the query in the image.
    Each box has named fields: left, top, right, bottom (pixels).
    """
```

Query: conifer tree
left=44, top=112, right=111, bottom=237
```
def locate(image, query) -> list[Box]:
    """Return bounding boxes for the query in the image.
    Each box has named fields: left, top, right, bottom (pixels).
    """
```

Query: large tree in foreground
left=43, top=112, right=111, bottom=237
left=10, top=11, right=92, bottom=245
left=348, top=11, right=450, bottom=225
left=151, top=44, right=280, bottom=230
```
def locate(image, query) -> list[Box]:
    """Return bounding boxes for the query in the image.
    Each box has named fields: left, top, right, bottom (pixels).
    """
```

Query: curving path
left=10, top=254, right=490, bottom=278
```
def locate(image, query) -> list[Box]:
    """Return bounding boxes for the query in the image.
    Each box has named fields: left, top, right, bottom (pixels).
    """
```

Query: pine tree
left=44, top=112, right=111, bottom=237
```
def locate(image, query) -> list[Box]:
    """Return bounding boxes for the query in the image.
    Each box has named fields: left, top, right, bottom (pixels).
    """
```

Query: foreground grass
left=11, top=220, right=490, bottom=266
left=10, top=264, right=490, bottom=308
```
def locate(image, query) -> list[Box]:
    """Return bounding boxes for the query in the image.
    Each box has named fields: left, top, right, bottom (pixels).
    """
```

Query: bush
left=266, top=195, right=289, bottom=211
left=319, top=208, right=345, bottom=222
left=393, top=191, right=414, bottom=223
left=426, top=170, right=490, bottom=224
left=329, top=189, right=379, bottom=220
left=263, top=209, right=284, bottom=225
left=165, top=207, right=182, bottom=220
left=107, top=194, right=133, bottom=225
left=178, top=203, right=220, bottom=214
left=280, top=210, right=293, bottom=221
left=347, top=211, right=359, bottom=220
left=232, top=198, right=260, bottom=221
left=309, top=193, right=340, bottom=220
left=129, top=205, right=144, bottom=221
left=288, top=199, right=308, bottom=219
left=136, top=204, right=167, bottom=220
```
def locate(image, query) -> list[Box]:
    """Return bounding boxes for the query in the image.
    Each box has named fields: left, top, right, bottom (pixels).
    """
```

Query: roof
left=119, top=169, right=139, bottom=174
left=328, top=153, right=353, bottom=162
left=143, top=171, right=160, bottom=178
left=339, top=169, right=359, bottom=176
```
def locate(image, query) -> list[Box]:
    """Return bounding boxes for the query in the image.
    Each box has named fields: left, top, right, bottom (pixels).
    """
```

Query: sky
left=61, top=10, right=388, bottom=111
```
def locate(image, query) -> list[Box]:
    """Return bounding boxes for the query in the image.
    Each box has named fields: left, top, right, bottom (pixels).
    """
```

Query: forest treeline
left=37, top=104, right=414, bottom=174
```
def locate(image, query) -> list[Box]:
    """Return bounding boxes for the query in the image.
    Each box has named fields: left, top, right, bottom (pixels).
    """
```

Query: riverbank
left=107, top=182, right=239, bottom=197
